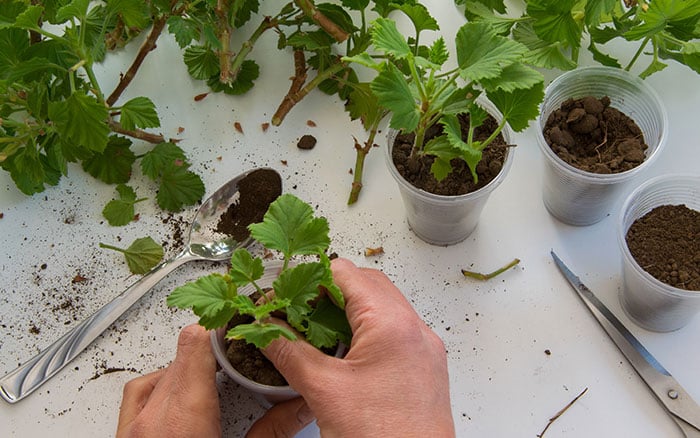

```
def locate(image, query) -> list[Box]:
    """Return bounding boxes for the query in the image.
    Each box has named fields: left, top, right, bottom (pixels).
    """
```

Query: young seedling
left=346, top=14, right=545, bottom=183
left=167, top=193, right=351, bottom=350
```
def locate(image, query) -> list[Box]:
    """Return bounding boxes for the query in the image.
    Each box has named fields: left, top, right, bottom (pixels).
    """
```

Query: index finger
left=330, top=258, right=417, bottom=323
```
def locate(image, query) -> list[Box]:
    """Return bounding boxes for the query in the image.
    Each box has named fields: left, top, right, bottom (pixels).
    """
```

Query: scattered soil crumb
left=306, top=120, right=317, bottom=127
left=234, top=122, right=243, bottom=133
left=261, top=122, right=270, bottom=132
left=194, top=92, right=208, bottom=101
left=297, top=134, right=317, bottom=150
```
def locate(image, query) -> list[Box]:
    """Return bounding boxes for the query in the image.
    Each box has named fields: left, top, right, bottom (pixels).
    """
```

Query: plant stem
left=461, top=258, right=520, bottom=280
left=108, top=120, right=166, bottom=144
left=271, top=56, right=347, bottom=126
left=106, top=15, right=168, bottom=106
left=625, top=37, right=650, bottom=71
left=228, top=16, right=277, bottom=83
left=294, top=0, right=349, bottom=42
left=99, top=242, right=125, bottom=253
left=215, top=0, right=234, bottom=84
left=347, top=124, right=382, bottom=205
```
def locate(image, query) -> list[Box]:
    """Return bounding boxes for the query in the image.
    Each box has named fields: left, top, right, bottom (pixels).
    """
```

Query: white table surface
left=2, top=2, right=699, bottom=437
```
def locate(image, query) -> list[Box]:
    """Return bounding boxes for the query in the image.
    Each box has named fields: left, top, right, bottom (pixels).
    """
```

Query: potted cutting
left=167, top=193, right=351, bottom=405
left=346, top=15, right=544, bottom=245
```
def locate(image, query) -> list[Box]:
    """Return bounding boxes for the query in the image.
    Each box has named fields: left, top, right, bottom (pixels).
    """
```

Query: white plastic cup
left=536, top=66, right=668, bottom=226
left=618, top=174, right=700, bottom=332
left=385, top=100, right=514, bottom=246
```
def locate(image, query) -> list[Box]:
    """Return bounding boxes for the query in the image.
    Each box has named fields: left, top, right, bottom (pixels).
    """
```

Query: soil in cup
left=392, top=114, right=508, bottom=196
left=543, top=96, right=648, bottom=174
left=626, top=204, right=700, bottom=291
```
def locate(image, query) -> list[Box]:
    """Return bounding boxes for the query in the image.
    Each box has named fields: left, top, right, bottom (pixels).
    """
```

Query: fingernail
left=296, top=401, right=315, bottom=425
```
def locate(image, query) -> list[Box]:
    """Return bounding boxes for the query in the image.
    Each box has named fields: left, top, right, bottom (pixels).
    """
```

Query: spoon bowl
left=0, top=168, right=282, bottom=404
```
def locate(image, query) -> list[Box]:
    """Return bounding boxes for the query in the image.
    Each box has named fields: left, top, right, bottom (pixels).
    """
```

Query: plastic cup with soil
left=209, top=260, right=347, bottom=407
left=618, top=174, right=700, bottom=332
left=386, top=99, right=514, bottom=245
left=536, top=66, right=667, bottom=226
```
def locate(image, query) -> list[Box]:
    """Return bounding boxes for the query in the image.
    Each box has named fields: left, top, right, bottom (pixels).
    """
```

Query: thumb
left=170, top=324, right=218, bottom=387
left=261, top=318, right=333, bottom=391
left=246, top=397, right=315, bottom=438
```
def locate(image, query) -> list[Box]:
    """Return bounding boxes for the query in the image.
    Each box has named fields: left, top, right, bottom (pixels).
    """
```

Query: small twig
left=461, top=258, right=520, bottom=281
left=108, top=120, right=166, bottom=144
left=537, top=387, right=589, bottom=438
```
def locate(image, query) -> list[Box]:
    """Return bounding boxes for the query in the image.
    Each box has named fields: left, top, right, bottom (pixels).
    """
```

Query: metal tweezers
left=551, top=251, right=700, bottom=437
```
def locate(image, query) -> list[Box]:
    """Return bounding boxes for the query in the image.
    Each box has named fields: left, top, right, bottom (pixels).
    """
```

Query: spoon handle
left=0, top=252, right=197, bottom=404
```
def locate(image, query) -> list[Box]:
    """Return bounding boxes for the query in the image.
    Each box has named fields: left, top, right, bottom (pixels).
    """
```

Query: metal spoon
left=0, top=167, right=282, bottom=404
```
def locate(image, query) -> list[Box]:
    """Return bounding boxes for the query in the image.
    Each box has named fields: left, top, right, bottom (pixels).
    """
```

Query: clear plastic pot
left=385, top=100, right=514, bottom=246
left=618, top=174, right=700, bottom=332
left=536, top=66, right=668, bottom=226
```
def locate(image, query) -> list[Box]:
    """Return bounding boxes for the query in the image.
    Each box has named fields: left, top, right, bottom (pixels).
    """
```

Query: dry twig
left=537, top=387, right=589, bottom=437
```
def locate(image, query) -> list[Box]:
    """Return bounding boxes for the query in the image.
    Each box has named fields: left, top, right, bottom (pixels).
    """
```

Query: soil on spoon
left=543, top=96, right=648, bottom=174
left=392, top=113, right=509, bottom=196
left=216, top=168, right=282, bottom=242
left=626, top=204, right=700, bottom=291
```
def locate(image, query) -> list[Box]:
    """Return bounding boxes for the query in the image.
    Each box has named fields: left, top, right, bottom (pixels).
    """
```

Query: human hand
left=116, top=324, right=221, bottom=438
left=250, top=257, right=455, bottom=437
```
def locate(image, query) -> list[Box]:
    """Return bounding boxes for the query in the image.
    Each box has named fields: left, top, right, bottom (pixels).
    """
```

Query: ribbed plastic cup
left=386, top=100, right=514, bottom=246
left=536, top=66, right=668, bottom=226
left=618, top=174, right=700, bottom=332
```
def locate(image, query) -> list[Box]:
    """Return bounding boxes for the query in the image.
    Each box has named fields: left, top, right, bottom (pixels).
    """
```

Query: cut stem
left=537, top=387, right=589, bottom=437
left=461, top=258, right=520, bottom=280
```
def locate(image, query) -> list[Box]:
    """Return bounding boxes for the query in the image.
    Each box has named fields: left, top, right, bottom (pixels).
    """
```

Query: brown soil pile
left=543, top=96, right=648, bottom=174
left=626, top=204, right=700, bottom=291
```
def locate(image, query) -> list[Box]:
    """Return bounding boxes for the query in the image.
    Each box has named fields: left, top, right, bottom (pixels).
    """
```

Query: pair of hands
left=117, top=258, right=455, bottom=437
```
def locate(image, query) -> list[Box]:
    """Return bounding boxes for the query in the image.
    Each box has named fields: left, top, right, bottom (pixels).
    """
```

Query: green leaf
left=248, top=194, right=330, bottom=258
left=487, top=82, right=545, bottom=132
left=639, top=57, right=668, bottom=78
left=371, top=17, right=412, bottom=60
left=394, top=3, right=439, bottom=34
left=81, top=135, right=135, bottom=184
left=370, top=62, right=420, bottom=132
left=584, top=0, right=618, bottom=27
left=102, top=184, right=144, bottom=226
left=441, top=114, right=482, bottom=182
left=226, top=322, right=297, bottom=349
left=306, top=296, right=352, bottom=348
left=106, top=0, right=150, bottom=29
left=526, top=0, right=583, bottom=47
left=319, top=252, right=344, bottom=309
left=230, top=0, right=260, bottom=28
left=682, top=41, right=700, bottom=73
left=56, top=0, right=90, bottom=22
left=3, top=144, right=47, bottom=195
left=588, top=41, right=622, bottom=68
left=101, top=236, right=164, bottom=275
left=167, top=16, right=200, bottom=48
left=167, top=273, right=238, bottom=330
left=48, top=92, right=110, bottom=153
left=183, top=45, right=219, bottom=80
left=428, top=37, right=449, bottom=66
left=286, top=30, right=336, bottom=50
left=272, top=262, right=326, bottom=330
left=228, top=249, right=265, bottom=287
left=626, top=0, right=700, bottom=40
left=423, top=135, right=460, bottom=181
left=479, top=63, right=544, bottom=93
left=341, top=0, right=369, bottom=11
left=344, top=83, right=386, bottom=131
left=140, top=142, right=187, bottom=179
left=456, top=22, right=528, bottom=82
left=13, top=5, right=43, bottom=30
left=156, top=164, right=205, bottom=211
left=206, top=60, right=260, bottom=95
left=462, top=2, right=516, bottom=34
left=119, top=96, right=160, bottom=131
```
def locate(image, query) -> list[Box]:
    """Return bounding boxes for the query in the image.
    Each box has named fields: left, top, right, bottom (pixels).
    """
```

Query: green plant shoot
left=167, top=194, right=351, bottom=350
left=347, top=16, right=544, bottom=183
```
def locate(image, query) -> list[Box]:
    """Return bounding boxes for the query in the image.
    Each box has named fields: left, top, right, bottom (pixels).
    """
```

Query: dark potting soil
left=392, top=113, right=509, bottom=196
left=626, top=204, right=700, bottom=291
left=215, top=168, right=282, bottom=242
left=543, top=96, right=648, bottom=174
left=225, top=313, right=288, bottom=386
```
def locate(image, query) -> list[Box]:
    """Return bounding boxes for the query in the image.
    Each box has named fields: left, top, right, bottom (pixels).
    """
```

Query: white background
left=1, top=1, right=699, bottom=437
